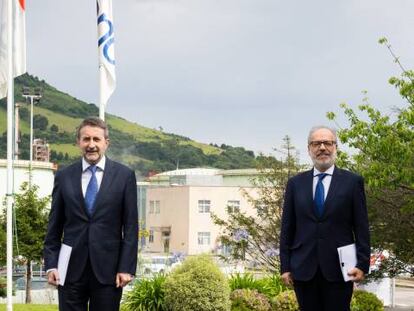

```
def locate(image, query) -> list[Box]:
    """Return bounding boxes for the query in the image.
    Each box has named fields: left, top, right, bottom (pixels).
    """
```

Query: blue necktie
left=314, top=173, right=328, bottom=217
left=85, top=165, right=98, bottom=216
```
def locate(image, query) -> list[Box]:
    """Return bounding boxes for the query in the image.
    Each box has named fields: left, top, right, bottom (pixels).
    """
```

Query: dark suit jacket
left=43, top=158, right=138, bottom=285
left=279, top=167, right=370, bottom=282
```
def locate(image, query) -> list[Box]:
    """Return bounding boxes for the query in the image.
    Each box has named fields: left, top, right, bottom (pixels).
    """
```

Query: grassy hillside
left=0, top=74, right=257, bottom=176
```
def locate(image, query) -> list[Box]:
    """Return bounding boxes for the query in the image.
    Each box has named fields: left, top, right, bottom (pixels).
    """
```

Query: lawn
left=0, top=107, right=30, bottom=134
left=0, top=304, right=57, bottom=311
left=50, top=143, right=79, bottom=158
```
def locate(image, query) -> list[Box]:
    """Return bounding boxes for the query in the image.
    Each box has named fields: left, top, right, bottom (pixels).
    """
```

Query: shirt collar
left=313, top=165, right=334, bottom=177
left=82, top=156, right=106, bottom=172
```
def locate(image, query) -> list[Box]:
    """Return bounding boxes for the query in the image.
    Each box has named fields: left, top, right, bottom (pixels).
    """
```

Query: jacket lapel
left=303, top=169, right=317, bottom=220
left=71, top=161, right=89, bottom=220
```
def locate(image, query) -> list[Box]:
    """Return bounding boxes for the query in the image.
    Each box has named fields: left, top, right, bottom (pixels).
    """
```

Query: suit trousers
left=293, top=267, right=353, bottom=311
left=58, top=257, right=122, bottom=311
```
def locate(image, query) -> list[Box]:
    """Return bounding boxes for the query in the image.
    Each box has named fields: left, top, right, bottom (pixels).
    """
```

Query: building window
left=149, top=200, right=160, bottom=214
left=227, top=200, right=240, bottom=213
left=198, top=200, right=211, bottom=213
left=198, top=232, right=211, bottom=245
left=149, top=230, right=154, bottom=243
left=221, top=243, right=232, bottom=257
left=155, top=200, right=160, bottom=214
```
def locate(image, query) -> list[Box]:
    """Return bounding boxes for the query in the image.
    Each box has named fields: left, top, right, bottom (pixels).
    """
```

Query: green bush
left=255, top=274, right=288, bottom=298
left=229, top=273, right=288, bottom=300
left=270, top=290, right=299, bottom=311
left=231, top=289, right=271, bottom=311
left=0, top=277, right=6, bottom=298
left=229, top=273, right=261, bottom=291
left=351, top=290, right=384, bottom=311
left=0, top=277, right=15, bottom=298
left=121, top=273, right=167, bottom=311
left=163, top=254, right=231, bottom=311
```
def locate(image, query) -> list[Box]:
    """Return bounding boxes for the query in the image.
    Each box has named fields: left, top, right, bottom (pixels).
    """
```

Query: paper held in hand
left=337, top=243, right=357, bottom=282
left=57, top=244, right=72, bottom=286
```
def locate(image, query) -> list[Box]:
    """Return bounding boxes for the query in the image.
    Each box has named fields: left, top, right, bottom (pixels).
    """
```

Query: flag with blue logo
left=97, top=0, right=115, bottom=112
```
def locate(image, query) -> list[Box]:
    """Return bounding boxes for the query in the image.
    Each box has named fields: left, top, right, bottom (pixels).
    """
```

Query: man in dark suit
left=43, top=117, right=138, bottom=311
left=279, top=126, right=370, bottom=311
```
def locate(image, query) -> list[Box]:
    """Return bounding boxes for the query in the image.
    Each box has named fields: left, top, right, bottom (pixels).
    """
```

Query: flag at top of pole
left=97, top=0, right=116, bottom=120
left=0, top=0, right=26, bottom=98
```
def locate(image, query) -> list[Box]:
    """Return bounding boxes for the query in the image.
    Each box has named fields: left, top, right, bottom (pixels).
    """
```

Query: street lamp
left=22, top=87, right=42, bottom=163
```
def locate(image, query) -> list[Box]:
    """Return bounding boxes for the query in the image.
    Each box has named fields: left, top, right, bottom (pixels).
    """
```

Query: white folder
left=337, top=243, right=357, bottom=282
left=57, top=243, right=72, bottom=286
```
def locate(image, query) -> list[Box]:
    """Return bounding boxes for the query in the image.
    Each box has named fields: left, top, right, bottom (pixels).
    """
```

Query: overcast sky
left=26, top=0, right=414, bottom=163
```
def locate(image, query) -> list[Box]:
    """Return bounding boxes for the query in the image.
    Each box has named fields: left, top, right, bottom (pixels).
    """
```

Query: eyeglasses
left=308, top=140, right=337, bottom=148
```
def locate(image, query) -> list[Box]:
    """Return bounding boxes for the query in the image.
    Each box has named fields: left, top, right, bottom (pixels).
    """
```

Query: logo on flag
left=98, top=12, right=115, bottom=65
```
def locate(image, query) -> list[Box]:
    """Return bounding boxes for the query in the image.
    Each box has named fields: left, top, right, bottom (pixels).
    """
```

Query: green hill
left=0, top=74, right=257, bottom=177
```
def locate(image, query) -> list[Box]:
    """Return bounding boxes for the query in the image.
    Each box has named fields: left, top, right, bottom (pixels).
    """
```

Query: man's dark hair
left=76, top=117, right=109, bottom=139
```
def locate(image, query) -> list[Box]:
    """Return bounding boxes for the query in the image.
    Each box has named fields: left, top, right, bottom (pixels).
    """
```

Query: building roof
left=155, top=168, right=220, bottom=176
left=0, top=159, right=56, bottom=170
left=219, top=169, right=259, bottom=176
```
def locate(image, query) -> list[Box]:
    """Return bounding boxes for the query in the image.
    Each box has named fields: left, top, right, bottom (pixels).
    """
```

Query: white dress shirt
left=312, top=165, right=334, bottom=200
left=81, top=156, right=106, bottom=197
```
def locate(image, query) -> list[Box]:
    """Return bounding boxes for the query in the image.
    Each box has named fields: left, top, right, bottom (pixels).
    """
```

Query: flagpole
left=6, top=0, right=14, bottom=308
left=99, top=66, right=105, bottom=121
left=98, top=0, right=105, bottom=121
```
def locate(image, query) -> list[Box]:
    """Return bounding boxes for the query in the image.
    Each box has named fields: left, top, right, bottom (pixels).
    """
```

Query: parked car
left=142, top=256, right=175, bottom=274
left=15, top=277, right=48, bottom=290
left=214, top=258, right=245, bottom=275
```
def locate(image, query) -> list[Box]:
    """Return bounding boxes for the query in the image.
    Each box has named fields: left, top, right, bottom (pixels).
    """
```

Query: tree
left=8, top=182, right=50, bottom=303
left=212, top=136, right=303, bottom=273
left=50, top=124, right=59, bottom=132
left=327, top=38, right=414, bottom=277
left=33, top=114, right=48, bottom=130
left=18, top=107, right=29, bottom=122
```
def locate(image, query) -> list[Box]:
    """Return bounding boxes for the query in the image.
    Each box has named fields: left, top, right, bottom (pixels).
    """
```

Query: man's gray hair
left=307, top=125, right=337, bottom=143
left=76, top=117, right=109, bottom=139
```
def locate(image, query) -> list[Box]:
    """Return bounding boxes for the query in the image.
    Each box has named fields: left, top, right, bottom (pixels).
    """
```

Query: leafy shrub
left=255, top=274, right=289, bottom=298
left=163, top=254, right=231, bottom=311
left=351, top=290, right=384, bottom=311
left=0, top=277, right=15, bottom=298
left=121, top=273, right=167, bottom=311
left=229, top=273, right=261, bottom=291
left=229, top=273, right=288, bottom=300
left=271, top=290, right=299, bottom=311
left=0, top=277, right=6, bottom=298
left=231, top=289, right=271, bottom=311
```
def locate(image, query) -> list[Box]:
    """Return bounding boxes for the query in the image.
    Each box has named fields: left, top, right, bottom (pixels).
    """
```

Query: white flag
left=97, top=0, right=116, bottom=110
left=0, top=0, right=26, bottom=99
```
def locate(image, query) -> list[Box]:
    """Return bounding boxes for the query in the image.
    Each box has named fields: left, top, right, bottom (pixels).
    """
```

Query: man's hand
left=47, top=270, right=60, bottom=286
left=116, top=273, right=133, bottom=288
left=347, top=267, right=365, bottom=282
left=281, top=272, right=294, bottom=286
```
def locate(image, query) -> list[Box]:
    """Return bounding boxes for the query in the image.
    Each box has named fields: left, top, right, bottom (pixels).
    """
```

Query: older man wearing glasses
left=279, top=125, right=370, bottom=311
